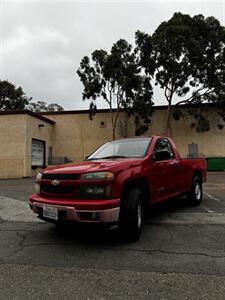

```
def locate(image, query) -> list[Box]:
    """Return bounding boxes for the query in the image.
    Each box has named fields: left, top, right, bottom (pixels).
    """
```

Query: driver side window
left=153, top=139, right=175, bottom=161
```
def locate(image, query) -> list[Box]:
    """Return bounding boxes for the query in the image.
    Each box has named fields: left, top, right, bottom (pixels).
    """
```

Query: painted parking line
left=204, top=192, right=222, bottom=202
left=201, top=205, right=215, bottom=213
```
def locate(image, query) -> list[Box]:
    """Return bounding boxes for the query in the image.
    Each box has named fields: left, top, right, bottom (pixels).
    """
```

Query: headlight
left=79, top=184, right=112, bottom=198
left=35, top=172, right=42, bottom=194
left=83, top=185, right=105, bottom=195
left=36, top=172, right=42, bottom=182
left=35, top=182, right=40, bottom=194
left=81, top=172, right=114, bottom=180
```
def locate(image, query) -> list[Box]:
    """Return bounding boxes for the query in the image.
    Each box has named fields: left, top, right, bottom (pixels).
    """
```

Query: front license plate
left=43, top=205, right=58, bottom=220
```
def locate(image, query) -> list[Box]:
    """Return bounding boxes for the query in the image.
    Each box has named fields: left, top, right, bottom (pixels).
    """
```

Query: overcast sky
left=1, top=0, right=225, bottom=110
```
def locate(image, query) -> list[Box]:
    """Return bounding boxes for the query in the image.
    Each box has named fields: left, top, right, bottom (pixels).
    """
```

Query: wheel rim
left=195, top=182, right=201, bottom=200
left=137, top=201, right=142, bottom=229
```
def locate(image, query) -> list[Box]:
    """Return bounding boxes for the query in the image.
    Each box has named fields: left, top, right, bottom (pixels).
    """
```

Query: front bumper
left=29, top=196, right=120, bottom=223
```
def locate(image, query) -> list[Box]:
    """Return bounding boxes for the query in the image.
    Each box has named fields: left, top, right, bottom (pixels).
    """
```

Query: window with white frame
left=32, top=139, right=45, bottom=167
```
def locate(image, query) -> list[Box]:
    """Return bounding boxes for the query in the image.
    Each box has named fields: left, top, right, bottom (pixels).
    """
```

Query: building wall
left=45, top=108, right=225, bottom=162
left=145, top=109, right=225, bottom=157
left=25, top=115, right=54, bottom=177
left=0, top=107, right=224, bottom=179
left=45, top=112, right=124, bottom=162
left=0, top=114, right=54, bottom=179
left=0, top=115, right=27, bottom=179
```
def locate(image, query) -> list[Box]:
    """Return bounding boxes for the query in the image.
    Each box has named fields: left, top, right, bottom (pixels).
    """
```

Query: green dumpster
left=206, top=157, right=225, bottom=171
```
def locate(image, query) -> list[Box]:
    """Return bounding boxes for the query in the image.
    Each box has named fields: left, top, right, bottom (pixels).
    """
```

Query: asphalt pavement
left=0, top=172, right=225, bottom=299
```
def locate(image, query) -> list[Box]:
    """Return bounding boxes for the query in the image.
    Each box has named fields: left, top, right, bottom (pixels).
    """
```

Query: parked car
left=29, top=136, right=207, bottom=240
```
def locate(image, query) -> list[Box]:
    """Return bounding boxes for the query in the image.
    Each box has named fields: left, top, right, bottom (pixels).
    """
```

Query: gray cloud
left=1, top=1, right=225, bottom=110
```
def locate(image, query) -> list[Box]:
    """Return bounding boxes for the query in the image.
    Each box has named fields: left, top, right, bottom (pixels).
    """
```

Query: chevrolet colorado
left=29, top=136, right=207, bottom=239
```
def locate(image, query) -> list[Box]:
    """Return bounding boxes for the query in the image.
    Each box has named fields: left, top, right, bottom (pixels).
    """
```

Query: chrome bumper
left=29, top=201, right=120, bottom=223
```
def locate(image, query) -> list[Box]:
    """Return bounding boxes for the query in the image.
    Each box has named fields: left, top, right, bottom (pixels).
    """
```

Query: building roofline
left=0, top=109, right=55, bottom=125
left=0, top=103, right=215, bottom=120
left=41, top=102, right=215, bottom=116
left=42, top=107, right=163, bottom=115
left=42, top=108, right=119, bottom=115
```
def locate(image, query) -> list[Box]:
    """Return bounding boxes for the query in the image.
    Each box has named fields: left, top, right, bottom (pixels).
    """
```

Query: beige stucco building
left=0, top=106, right=224, bottom=179
left=0, top=111, right=54, bottom=179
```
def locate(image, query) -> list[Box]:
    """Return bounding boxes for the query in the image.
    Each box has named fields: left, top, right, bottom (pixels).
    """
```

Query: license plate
left=43, top=205, right=58, bottom=220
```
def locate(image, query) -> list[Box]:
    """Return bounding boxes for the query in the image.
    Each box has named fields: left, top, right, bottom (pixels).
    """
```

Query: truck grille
left=41, top=185, right=74, bottom=195
left=42, top=173, right=79, bottom=180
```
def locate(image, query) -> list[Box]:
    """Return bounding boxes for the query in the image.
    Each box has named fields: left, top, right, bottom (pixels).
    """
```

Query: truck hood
left=43, top=158, right=143, bottom=175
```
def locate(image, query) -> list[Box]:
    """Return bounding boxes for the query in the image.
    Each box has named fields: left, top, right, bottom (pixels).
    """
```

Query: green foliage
left=77, top=39, right=154, bottom=139
left=135, top=124, right=149, bottom=136
left=0, top=80, right=63, bottom=113
left=136, top=12, right=225, bottom=133
left=47, top=103, right=64, bottom=112
left=192, top=113, right=210, bottom=132
left=27, top=101, right=64, bottom=112
left=77, top=12, right=225, bottom=135
left=173, top=109, right=184, bottom=121
left=0, top=80, right=31, bottom=110
left=218, top=124, right=224, bottom=130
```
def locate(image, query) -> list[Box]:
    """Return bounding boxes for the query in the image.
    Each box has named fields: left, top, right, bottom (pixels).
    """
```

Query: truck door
left=150, top=138, right=181, bottom=201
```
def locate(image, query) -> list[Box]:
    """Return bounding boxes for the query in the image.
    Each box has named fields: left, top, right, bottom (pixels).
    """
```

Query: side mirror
left=154, top=150, right=171, bottom=161
left=151, top=154, right=156, bottom=161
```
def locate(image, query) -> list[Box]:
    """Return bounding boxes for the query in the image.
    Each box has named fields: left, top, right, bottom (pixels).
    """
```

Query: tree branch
left=164, top=83, right=174, bottom=105
left=174, top=87, right=215, bottom=107
left=102, top=85, right=110, bottom=105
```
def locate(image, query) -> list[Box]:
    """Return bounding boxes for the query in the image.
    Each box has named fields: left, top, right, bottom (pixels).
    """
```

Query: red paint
left=30, top=136, right=207, bottom=222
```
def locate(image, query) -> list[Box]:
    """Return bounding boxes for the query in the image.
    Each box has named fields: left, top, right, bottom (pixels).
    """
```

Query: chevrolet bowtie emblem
left=51, top=179, right=60, bottom=186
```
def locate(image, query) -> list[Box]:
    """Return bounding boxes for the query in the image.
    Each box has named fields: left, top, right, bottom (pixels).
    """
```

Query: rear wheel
left=187, top=176, right=202, bottom=206
left=119, top=186, right=143, bottom=241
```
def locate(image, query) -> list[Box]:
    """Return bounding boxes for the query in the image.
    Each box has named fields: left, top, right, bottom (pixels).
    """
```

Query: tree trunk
left=112, top=127, right=116, bottom=140
left=165, top=104, right=173, bottom=137
left=109, top=106, right=115, bottom=140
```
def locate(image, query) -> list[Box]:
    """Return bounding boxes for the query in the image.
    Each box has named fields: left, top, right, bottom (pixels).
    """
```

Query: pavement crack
left=149, top=249, right=225, bottom=258
left=6, top=231, right=30, bottom=259
left=194, top=227, right=223, bottom=246
left=153, top=225, right=175, bottom=253
left=7, top=241, right=224, bottom=260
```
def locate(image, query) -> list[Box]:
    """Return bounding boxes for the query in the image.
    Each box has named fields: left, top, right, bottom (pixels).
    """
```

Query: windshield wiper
left=88, top=155, right=127, bottom=160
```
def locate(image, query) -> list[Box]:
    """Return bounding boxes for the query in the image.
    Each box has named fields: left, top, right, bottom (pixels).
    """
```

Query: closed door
left=149, top=138, right=182, bottom=202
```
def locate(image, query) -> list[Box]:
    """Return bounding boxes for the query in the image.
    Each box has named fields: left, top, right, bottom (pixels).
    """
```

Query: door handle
left=169, top=161, right=179, bottom=167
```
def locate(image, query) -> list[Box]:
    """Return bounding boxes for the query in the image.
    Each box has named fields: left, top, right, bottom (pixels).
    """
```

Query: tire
left=119, top=186, right=143, bottom=241
left=187, top=176, right=202, bottom=206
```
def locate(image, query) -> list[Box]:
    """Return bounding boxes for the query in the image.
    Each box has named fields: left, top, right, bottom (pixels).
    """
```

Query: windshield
left=87, top=138, right=151, bottom=160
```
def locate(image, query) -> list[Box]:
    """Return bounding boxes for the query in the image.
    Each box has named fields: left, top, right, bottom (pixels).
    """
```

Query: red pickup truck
left=29, top=136, right=207, bottom=239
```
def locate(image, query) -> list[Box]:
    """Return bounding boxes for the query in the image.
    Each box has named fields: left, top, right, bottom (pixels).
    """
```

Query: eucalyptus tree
left=136, top=13, right=225, bottom=134
left=27, top=101, right=64, bottom=112
left=77, top=39, right=154, bottom=139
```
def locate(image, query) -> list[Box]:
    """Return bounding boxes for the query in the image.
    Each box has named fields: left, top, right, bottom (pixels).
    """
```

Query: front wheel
left=187, top=176, right=202, bottom=206
left=119, top=187, right=143, bottom=241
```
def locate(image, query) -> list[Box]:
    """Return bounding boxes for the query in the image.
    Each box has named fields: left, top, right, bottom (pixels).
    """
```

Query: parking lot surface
left=0, top=172, right=225, bottom=299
